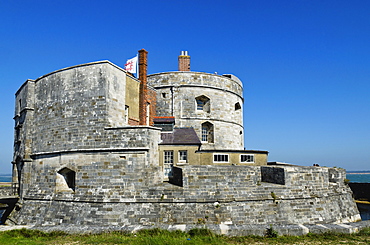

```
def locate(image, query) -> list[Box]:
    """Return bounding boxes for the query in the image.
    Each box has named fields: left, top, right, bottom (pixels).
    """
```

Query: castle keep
left=10, top=50, right=361, bottom=234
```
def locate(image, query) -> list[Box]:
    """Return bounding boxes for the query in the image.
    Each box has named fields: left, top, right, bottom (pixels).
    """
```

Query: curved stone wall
left=10, top=166, right=360, bottom=227
left=148, top=72, right=244, bottom=150
left=148, top=72, right=243, bottom=96
left=30, top=61, right=131, bottom=153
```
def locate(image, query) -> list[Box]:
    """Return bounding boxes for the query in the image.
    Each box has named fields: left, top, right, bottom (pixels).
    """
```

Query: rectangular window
left=201, top=127, right=208, bottom=142
left=213, top=154, right=229, bottom=163
left=197, top=100, right=205, bottom=110
left=164, top=151, right=174, bottom=164
left=179, top=150, right=188, bottom=163
left=240, top=154, right=254, bottom=163
left=124, top=105, right=129, bottom=124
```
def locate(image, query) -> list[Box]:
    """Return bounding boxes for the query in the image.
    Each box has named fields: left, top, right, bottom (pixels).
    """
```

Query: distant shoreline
left=347, top=173, right=370, bottom=175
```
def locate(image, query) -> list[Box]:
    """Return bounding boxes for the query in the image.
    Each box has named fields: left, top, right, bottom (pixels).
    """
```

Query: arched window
left=235, top=102, right=241, bottom=110
left=195, top=95, right=210, bottom=113
left=201, top=122, right=214, bottom=143
left=57, top=167, right=76, bottom=191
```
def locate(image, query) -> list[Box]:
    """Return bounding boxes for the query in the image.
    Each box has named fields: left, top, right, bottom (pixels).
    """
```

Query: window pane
left=214, top=154, right=229, bottom=163
left=164, top=151, right=174, bottom=164
left=179, top=150, right=187, bottom=162
left=240, top=154, right=254, bottom=163
left=202, top=127, right=208, bottom=142
left=197, top=99, right=204, bottom=110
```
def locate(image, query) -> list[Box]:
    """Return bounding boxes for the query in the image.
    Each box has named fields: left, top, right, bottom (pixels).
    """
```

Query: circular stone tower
left=148, top=51, right=244, bottom=150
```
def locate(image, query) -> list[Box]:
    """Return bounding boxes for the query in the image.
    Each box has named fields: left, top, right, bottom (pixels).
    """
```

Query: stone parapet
left=10, top=165, right=361, bottom=227
left=148, top=72, right=243, bottom=96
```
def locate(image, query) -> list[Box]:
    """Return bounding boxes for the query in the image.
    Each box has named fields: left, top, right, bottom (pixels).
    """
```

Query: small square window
left=179, top=150, right=187, bottom=163
left=213, top=154, right=229, bottom=163
left=240, top=154, right=254, bottom=163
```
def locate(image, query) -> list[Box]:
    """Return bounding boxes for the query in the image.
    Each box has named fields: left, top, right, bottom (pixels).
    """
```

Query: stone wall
left=0, top=186, right=13, bottom=196
left=10, top=60, right=361, bottom=233
left=10, top=165, right=360, bottom=227
left=30, top=61, right=130, bottom=154
left=20, top=126, right=162, bottom=200
left=14, top=79, right=35, bottom=162
left=148, top=72, right=243, bottom=95
left=148, top=72, right=244, bottom=150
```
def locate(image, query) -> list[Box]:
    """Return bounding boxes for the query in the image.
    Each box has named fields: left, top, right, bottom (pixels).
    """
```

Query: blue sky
left=0, top=0, right=369, bottom=174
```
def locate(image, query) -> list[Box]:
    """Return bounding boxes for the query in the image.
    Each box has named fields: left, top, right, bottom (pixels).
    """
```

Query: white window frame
left=178, top=150, right=188, bottom=163
left=240, top=154, right=254, bottom=163
left=164, top=151, right=174, bottom=164
left=124, top=105, right=129, bottom=124
left=213, top=154, right=229, bottom=163
left=201, top=126, right=208, bottom=142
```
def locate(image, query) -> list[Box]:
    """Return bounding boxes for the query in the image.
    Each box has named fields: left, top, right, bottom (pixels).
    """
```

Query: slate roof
left=160, top=127, right=201, bottom=145
left=153, top=116, right=175, bottom=123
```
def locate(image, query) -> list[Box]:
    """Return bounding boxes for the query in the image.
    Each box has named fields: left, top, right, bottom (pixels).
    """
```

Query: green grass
left=0, top=227, right=369, bottom=244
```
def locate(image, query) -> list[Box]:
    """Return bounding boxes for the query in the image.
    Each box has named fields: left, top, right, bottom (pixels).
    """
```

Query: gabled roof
left=160, top=127, right=201, bottom=145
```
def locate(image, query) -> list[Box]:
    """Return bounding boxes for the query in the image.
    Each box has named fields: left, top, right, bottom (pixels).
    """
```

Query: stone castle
left=10, top=49, right=361, bottom=234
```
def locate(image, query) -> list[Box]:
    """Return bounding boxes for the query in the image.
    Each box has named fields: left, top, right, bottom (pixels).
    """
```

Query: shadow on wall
left=0, top=197, right=18, bottom=224
left=349, top=183, right=370, bottom=221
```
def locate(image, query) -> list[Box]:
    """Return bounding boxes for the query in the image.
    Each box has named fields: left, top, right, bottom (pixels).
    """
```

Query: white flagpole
left=136, top=55, right=139, bottom=76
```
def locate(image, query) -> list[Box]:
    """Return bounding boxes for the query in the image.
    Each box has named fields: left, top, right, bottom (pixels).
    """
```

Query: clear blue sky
left=1, top=0, right=369, bottom=174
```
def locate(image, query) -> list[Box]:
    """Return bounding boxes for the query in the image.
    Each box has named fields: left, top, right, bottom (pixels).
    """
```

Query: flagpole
left=136, top=55, right=139, bottom=77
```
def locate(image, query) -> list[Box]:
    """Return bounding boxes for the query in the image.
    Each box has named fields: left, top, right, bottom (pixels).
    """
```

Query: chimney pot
left=178, top=51, right=190, bottom=71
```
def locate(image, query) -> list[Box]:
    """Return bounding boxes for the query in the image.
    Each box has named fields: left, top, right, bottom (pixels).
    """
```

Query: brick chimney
left=138, top=49, right=148, bottom=125
left=178, top=51, right=190, bottom=71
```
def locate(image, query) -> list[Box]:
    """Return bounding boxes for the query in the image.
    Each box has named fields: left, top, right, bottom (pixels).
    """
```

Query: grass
left=0, top=227, right=369, bottom=244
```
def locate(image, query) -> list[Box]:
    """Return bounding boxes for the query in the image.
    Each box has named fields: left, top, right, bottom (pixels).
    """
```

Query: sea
left=0, top=175, right=11, bottom=182
left=346, top=171, right=370, bottom=183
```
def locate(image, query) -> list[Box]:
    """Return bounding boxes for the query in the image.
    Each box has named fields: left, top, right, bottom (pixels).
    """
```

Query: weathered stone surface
left=9, top=165, right=360, bottom=227
left=9, top=59, right=361, bottom=236
left=148, top=72, right=244, bottom=150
